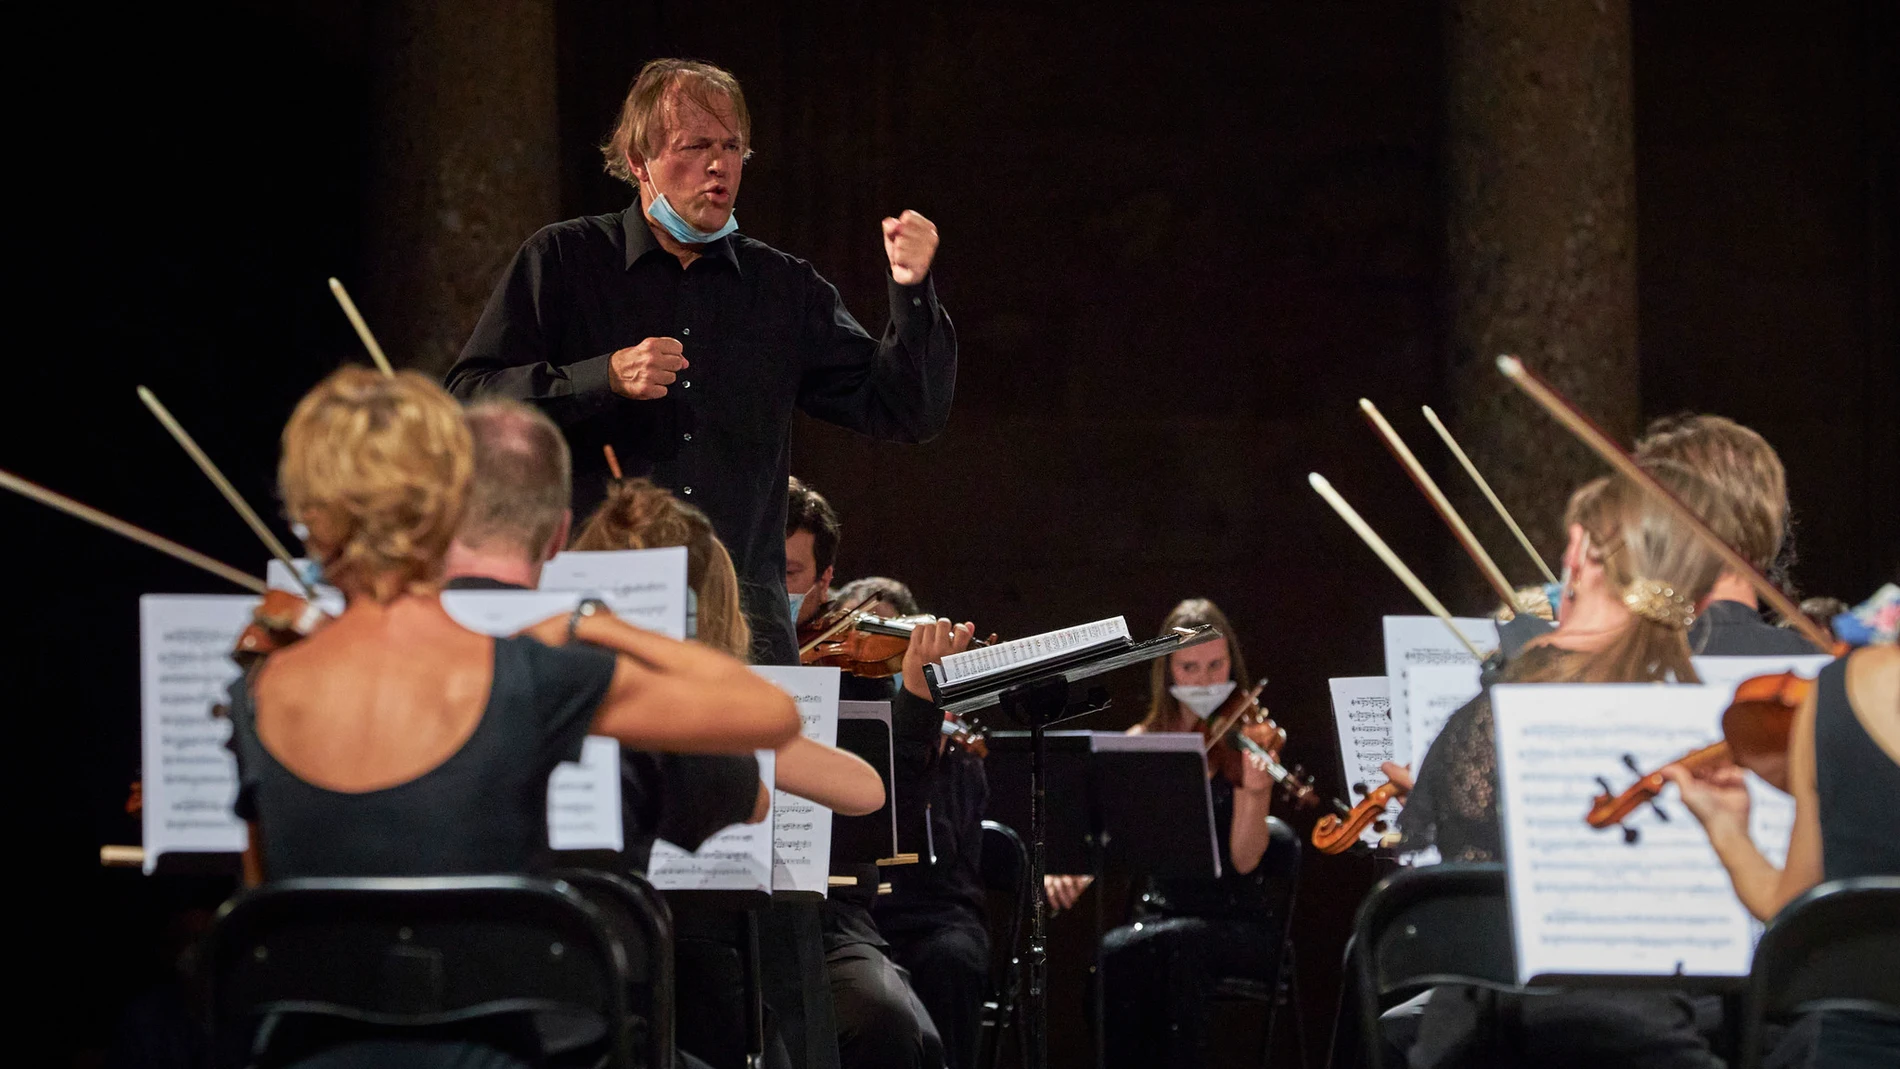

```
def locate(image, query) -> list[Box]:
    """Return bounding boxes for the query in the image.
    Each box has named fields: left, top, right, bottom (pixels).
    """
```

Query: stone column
left=1442, top=0, right=1638, bottom=599
left=364, top=0, right=559, bottom=377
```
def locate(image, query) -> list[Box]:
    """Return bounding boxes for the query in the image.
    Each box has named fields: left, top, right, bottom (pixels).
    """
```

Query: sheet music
left=648, top=750, right=775, bottom=893
left=1328, top=677, right=1402, bottom=848
left=539, top=547, right=691, bottom=639
left=753, top=665, right=842, bottom=893
left=1383, top=616, right=1496, bottom=763
left=546, top=736, right=624, bottom=852
left=1689, top=655, right=1834, bottom=694
left=140, top=595, right=254, bottom=871
left=935, top=616, right=1130, bottom=686
left=441, top=589, right=584, bottom=635
left=1405, top=662, right=1484, bottom=772
left=1492, top=683, right=1789, bottom=983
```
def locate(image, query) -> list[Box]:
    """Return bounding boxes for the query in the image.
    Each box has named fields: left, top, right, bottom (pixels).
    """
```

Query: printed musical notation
left=935, top=616, right=1130, bottom=686
left=540, top=547, right=691, bottom=639
left=1328, top=676, right=1402, bottom=848
left=754, top=665, right=842, bottom=895
left=140, top=595, right=255, bottom=871
left=1492, top=683, right=1789, bottom=983
left=1382, top=616, right=1496, bottom=760
left=1404, top=662, right=1483, bottom=772
left=649, top=750, right=776, bottom=894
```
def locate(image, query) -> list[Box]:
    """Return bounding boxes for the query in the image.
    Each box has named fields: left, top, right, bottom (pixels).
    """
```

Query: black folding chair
left=205, top=876, right=636, bottom=1069
left=1739, top=875, right=1900, bottom=1069
left=977, top=819, right=1029, bottom=1069
left=1349, top=863, right=1520, bottom=1069
left=1209, top=816, right=1307, bottom=1068
left=548, top=868, right=677, bottom=1069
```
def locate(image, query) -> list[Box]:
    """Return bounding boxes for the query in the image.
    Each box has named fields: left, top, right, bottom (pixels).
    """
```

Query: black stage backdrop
left=12, top=2, right=1894, bottom=1065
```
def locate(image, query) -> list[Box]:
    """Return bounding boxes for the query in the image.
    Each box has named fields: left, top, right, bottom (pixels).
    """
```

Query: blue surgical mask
left=647, top=192, right=737, bottom=245
left=787, top=587, right=808, bottom=627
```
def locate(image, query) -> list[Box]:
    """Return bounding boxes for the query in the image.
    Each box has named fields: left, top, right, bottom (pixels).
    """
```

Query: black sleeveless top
left=1814, top=654, right=1900, bottom=882
left=229, top=635, right=618, bottom=878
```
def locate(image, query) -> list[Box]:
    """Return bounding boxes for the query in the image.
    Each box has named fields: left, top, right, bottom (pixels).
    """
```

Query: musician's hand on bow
left=610, top=337, right=689, bottom=400
left=1661, top=761, right=1751, bottom=841
left=902, top=617, right=974, bottom=701
left=1380, top=761, right=1415, bottom=793
left=882, top=210, right=938, bottom=286
left=1043, top=873, right=1093, bottom=913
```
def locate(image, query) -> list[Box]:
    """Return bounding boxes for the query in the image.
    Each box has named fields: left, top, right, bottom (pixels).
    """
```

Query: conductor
left=447, top=58, right=957, bottom=666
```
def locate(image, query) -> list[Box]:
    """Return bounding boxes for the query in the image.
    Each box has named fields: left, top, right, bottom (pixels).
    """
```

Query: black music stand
left=833, top=702, right=903, bottom=872
left=925, top=625, right=1220, bottom=1069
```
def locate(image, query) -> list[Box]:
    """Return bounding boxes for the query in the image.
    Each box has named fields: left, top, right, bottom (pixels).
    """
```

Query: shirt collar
left=621, top=202, right=743, bottom=275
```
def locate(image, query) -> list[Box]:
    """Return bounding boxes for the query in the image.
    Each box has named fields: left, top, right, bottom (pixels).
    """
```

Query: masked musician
left=1396, top=463, right=1738, bottom=1069
left=447, top=58, right=956, bottom=670
left=1634, top=414, right=1823, bottom=655
left=226, top=368, right=800, bottom=1068
left=1082, top=599, right=1283, bottom=1069
left=787, top=476, right=898, bottom=701
left=1665, top=644, right=1900, bottom=1066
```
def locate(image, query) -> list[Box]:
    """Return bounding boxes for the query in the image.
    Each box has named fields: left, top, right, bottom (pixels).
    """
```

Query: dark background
left=12, top=2, right=1895, bottom=1065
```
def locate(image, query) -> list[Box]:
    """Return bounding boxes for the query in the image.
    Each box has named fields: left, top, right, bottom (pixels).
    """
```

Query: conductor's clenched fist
left=609, top=337, right=689, bottom=400
left=882, top=210, right=939, bottom=287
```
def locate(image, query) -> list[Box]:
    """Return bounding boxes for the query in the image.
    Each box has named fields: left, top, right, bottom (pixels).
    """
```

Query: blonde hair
left=1634, top=414, right=1788, bottom=574
left=279, top=368, right=473, bottom=603
left=600, top=59, right=752, bottom=187
left=1536, top=461, right=1736, bottom=683
left=569, top=478, right=751, bottom=659
left=1139, top=598, right=1250, bottom=733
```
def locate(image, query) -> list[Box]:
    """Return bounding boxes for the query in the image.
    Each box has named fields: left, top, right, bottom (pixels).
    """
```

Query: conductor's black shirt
left=446, top=205, right=958, bottom=666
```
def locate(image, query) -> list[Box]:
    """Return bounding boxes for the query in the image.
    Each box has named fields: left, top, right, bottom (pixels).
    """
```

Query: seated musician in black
left=1397, top=463, right=1736, bottom=1069
left=444, top=399, right=766, bottom=870
left=1062, top=598, right=1283, bottom=1069
left=226, top=368, right=801, bottom=1067
left=1635, top=414, right=1824, bottom=656
left=1667, top=643, right=1900, bottom=1067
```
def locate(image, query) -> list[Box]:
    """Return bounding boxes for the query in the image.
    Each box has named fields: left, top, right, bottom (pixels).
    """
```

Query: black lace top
left=1397, top=644, right=1581, bottom=863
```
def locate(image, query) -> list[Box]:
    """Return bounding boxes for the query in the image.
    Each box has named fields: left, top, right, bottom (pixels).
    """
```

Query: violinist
left=835, top=575, right=920, bottom=621
left=788, top=476, right=895, bottom=701
left=227, top=368, right=800, bottom=1068
left=1664, top=643, right=1900, bottom=1066
left=1634, top=414, right=1823, bottom=655
left=1088, top=598, right=1284, bottom=1069
left=1395, top=462, right=1736, bottom=1069
left=443, top=400, right=773, bottom=873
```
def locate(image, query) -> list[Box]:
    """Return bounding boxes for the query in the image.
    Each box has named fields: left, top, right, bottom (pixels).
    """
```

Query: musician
left=1091, top=599, right=1283, bottom=1069
left=1634, top=414, right=1822, bottom=655
left=835, top=576, right=921, bottom=621
left=227, top=368, right=800, bottom=1067
left=1397, top=463, right=1737, bottom=1068
left=788, top=476, right=895, bottom=702
left=442, top=400, right=771, bottom=874
left=1665, top=644, right=1900, bottom=1066
left=446, top=57, right=957, bottom=669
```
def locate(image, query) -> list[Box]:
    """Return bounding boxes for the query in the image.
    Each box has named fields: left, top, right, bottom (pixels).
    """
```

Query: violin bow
left=1420, top=404, right=1559, bottom=584
left=1202, top=677, right=1268, bottom=755
left=1359, top=399, right=1517, bottom=605
left=1308, top=472, right=1487, bottom=660
left=0, top=467, right=267, bottom=594
left=796, top=594, right=879, bottom=657
left=327, top=277, right=398, bottom=378
left=136, top=386, right=316, bottom=598
left=1495, top=355, right=1832, bottom=649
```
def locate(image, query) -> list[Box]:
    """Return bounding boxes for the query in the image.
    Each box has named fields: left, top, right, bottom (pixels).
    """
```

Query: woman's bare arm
left=775, top=735, right=887, bottom=816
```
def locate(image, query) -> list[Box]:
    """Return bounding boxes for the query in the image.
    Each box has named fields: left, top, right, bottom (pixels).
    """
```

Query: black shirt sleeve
left=653, top=752, right=763, bottom=853
left=445, top=230, right=623, bottom=426
left=794, top=269, right=957, bottom=443
left=514, top=636, right=620, bottom=770
left=224, top=672, right=262, bottom=823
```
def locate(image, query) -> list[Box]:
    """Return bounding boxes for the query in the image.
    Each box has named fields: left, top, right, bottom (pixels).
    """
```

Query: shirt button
left=682, top=380, right=692, bottom=388
left=681, top=327, right=691, bottom=335
left=682, top=486, right=694, bottom=495
left=682, top=433, right=693, bottom=442
left=912, top=297, right=922, bottom=307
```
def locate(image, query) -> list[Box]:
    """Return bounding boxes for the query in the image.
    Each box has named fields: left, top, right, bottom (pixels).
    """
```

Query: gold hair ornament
left=1622, top=579, right=1696, bottom=630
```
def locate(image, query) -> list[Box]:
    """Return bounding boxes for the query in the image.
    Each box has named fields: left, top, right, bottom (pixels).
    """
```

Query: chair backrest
left=549, top=868, right=677, bottom=1069
left=980, top=820, right=1029, bottom=991
left=1743, top=876, right=1900, bottom=1057
left=1260, top=816, right=1302, bottom=909
left=206, top=875, right=633, bottom=1068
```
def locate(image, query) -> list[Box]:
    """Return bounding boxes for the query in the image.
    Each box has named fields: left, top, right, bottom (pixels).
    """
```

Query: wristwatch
left=566, top=598, right=609, bottom=643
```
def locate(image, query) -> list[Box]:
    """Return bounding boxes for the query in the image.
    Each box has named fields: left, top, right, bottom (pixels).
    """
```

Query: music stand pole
left=998, top=676, right=1071, bottom=1069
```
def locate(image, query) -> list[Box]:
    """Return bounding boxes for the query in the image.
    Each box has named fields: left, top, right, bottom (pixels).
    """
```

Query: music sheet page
left=935, top=616, right=1130, bottom=686
left=140, top=595, right=255, bottom=871
left=1383, top=616, right=1496, bottom=762
left=1405, top=662, right=1484, bottom=771
left=1328, top=676, right=1402, bottom=848
left=1491, top=683, right=1787, bottom=983
left=754, top=665, right=842, bottom=893
left=540, top=547, right=691, bottom=639
left=649, top=750, right=775, bottom=893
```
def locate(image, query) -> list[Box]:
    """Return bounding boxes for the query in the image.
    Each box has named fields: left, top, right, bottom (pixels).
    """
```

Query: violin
left=1311, top=780, right=1406, bottom=855
left=232, top=588, right=332, bottom=667
left=799, top=600, right=994, bottom=679
left=1200, top=680, right=1321, bottom=808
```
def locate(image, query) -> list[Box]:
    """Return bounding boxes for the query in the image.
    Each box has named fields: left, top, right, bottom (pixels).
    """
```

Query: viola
left=1311, top=780, right=1406, bottom=855
left=1200, top=680, right=1321, bottom=808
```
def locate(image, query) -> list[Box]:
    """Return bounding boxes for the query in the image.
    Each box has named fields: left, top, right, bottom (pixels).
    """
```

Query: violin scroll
left=1311, top=780, right=1406, bottom=855
left=232, top=589, right=331, bottom=667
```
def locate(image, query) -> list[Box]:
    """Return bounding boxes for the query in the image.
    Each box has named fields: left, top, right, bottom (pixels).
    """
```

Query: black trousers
left=827, top=940, right=945, bottom=1069
left=1408, top=987, right=1723, bottom=1069
left=883, top=920, right=988, bottom=1069
left=1099, top=914, right=1284, bottom=1069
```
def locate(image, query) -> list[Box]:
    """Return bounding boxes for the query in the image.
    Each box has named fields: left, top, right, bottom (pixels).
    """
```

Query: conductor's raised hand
left=609, top=337, right=689, bottom=400
left=903, top=617, right=975, bottom=701
left=881, top=210, right=939, bottom=286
